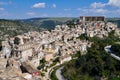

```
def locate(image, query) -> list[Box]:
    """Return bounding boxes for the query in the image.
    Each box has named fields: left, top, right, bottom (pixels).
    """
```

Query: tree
left=110, top=44, right=120, bottom=56
left=62, top=35, right=120, bottom=80
left=14, top=37, right=20, bottom=45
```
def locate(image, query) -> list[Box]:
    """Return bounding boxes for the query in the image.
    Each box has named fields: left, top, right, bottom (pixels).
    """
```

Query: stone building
left=80, top=16, right=105, bottom=22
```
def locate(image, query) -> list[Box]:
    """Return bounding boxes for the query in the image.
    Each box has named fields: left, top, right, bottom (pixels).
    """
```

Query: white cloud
left=91, top=0, right=120, bottom=8
left=76, top=0, right=120, bottom=17
left=77, top=8, right=108, bottom=15
left=0, top=8, right=4, bottom=11
left=64, top=8, right=71, bottom=11
left=104, top=9, right=120, bottom=17
left=108, top=0, right=120, bottom=8
left=52, top=4, right=56, bottom=8
left=32, top=2, right=46, bottom=8
left=27, top=12, right=36, bottom=16
left=78, top=7, right=120, bottom=17
left=42, top=14, right=48, bottom=17
left=76, top=8, right=83, bottom=11
left=94, top=9, right=108, bottom=14
left=91, top=2, right=106, bottom=8
left=0, top=1, right=12, bottom=5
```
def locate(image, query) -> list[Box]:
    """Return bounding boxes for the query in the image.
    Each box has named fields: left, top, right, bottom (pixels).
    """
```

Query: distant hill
left=21, top=17, right=76, bottom=29
left=0, top=19, right=41, bottom=38
left=22, top=17, right=120, bottom=30
left=0, top=17, right=76, bottom=39
left=106, top=18, right=120, bottom=28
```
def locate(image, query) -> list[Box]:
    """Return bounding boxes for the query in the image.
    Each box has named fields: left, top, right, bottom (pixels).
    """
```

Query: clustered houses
left=0, top=16, right=119, bottom=80
left=115, top=28, right=120, bottom=37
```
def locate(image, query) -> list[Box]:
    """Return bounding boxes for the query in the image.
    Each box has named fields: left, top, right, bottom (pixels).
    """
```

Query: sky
left=0, top=0, right=120, bottom=19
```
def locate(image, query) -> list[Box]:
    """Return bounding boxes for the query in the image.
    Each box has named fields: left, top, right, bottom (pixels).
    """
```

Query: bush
left=110, top=44, right=120, bottom=57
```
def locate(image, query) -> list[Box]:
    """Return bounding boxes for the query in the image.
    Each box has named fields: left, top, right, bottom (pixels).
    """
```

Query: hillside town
left=0, top=16, right=120, bottom=80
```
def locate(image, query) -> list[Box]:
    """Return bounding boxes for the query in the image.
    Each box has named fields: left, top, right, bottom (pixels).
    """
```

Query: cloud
left=64, top=8, right=71, bottom=11
left=108, top=0, right=120, bottom=8
left=77, top=8, right=108, bottom=15
left=76, top=0, right=120, bottom=17
left=0, top=1, right=12, bottom=5
left=77, top=7, right=120, bottom=17
left=42, top=13, right=48, bottom=17
left=103, top=9, right=120, bottom=17
left=32, top=2, right=46, bottom=8
left=94, top=9, right=108, bottom=14
left=0, top=8, right=4, bottom=11
left=91, top=0, right=120, bottom=9
left=91, top=2, right=106, bottom=8
left=27, top=12, right=36, bottom=16
left=52, top=4, right=56, bottom=8
left=76, top=8, right=83, bottom=11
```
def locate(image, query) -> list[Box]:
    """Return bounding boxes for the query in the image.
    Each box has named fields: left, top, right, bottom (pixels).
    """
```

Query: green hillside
left=0, top=19, right=40, bottom=38
left=106, top=18, right=120, bottom=28
left=21, top=17, right=76, bottom=29
left=0, top=17, right=76, bottom=39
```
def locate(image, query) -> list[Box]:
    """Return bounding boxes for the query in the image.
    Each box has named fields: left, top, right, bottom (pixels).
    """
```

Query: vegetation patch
left=50, top=66, right=59, bottom=80
left=110, top=44, right=120, bottom=57
left=62, top=31, right=120, bottom=80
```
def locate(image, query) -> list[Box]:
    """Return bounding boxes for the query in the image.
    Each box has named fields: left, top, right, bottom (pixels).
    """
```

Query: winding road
left=105, top=45, right=120, bottom=61
left=45, top=63, right=60, bottom=80
left=56, top=66, right=67, bottom=80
